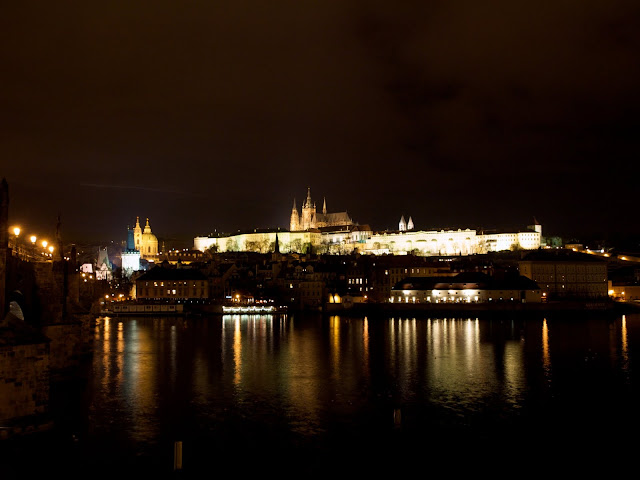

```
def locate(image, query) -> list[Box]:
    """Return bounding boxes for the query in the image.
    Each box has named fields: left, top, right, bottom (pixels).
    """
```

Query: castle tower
left=290, top=199, right=300, bottom=231
left=407, top=216, right=414, bottom=231
left=399, top=215, right=407, bottom=232
left=301, top=187, right=316, bottom=230
left=322, top=197, right=327, bottom=215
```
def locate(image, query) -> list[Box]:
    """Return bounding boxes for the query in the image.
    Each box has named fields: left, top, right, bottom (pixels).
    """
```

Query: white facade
left=390, top=286, right=542, bottom=304
left=363, top=228, right=541, bottom=256
left=195, top=231, right=322, bottom=254
left=121, top=251, right=141, bottom=278
left=195, top=223, right=541, bottom=256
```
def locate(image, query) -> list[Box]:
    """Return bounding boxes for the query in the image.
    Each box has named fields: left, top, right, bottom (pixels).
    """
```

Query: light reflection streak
left=170, top=324, right=177, bottom=384
left=542, top=318, right=552, bottom=381
left=363, top=317, right=369, bottom=374
left=621, top=315, right=629, bottom=373
left=233, top=316, right=242, bottom=386
left=503, top=341, right=524, bottom=405
left=330, top=316, right=340, bottom=377
left=102, top=317, right=111, bottom=391
left=389, top=317, right=396, bottom=371
left=117, top=321, right=124, bottom=385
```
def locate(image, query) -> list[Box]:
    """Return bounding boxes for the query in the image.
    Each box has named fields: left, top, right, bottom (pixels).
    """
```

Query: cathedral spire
left=306, top=187, right=312, bottom=208
left=323, top=197, right=327, bottom=215
left=399, top=215, right=407, bottom=232
left=407, top=216, right=414, bottom=231
left=292, top=198, right=297, bottom=212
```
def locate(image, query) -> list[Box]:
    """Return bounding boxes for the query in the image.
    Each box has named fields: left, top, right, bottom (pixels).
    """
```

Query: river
left=3, top=312, right=639, bottom=477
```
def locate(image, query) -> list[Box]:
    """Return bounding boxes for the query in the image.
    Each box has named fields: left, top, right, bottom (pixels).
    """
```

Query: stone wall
left=0, top=341, right=49, bottom=426
left=41, top=320, right=90, bottom=375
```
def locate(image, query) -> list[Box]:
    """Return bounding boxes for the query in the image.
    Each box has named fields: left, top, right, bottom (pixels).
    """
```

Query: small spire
left=399, top=215, right=406, bottom=232
left=407, top=216, right=414, bottom=230
left=323, top=197, right=327, bottom=215
left=292, top=198, right=297, bottom=211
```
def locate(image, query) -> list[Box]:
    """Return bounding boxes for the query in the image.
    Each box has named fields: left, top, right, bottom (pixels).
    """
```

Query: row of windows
left=144, top=281, right=206, bottom=287
left=139, top=288, right=206, bottom=297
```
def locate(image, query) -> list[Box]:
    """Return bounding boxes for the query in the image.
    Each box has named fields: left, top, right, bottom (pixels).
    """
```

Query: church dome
left=139, top=218, right=158, bottom=257
left=142, top=231, right=157, bottom=243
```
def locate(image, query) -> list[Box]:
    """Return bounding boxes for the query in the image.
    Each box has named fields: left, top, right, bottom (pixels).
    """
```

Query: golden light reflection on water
left=233, top=316, right=242, bottom=386
left=116, top=321, right=124, bottom=385
left=542, top=318, right=552, bottom=380
left=427, top=316, right=509, bottom=405
left=621, top=315, right=630, bottom=376
left=363, top=316, right=369, bottom=372
left=89, top=313, right=640, bottom=450
left=102, top=317, right=111, bottom=391
left=330, top=315, right=340, bottom=377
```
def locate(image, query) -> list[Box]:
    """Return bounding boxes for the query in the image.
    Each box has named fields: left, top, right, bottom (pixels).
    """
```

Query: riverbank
left=320, top=299, right=637, bottom=317
left=100, top=299, right=639, bottom=318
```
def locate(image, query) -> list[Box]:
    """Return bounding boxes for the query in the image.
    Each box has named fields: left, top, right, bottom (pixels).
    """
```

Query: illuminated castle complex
left=194, top=190, right=543, bottom=255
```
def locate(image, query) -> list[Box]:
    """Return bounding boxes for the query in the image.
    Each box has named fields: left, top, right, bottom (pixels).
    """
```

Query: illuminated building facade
left=121, top=227, right=140, bottom=278
left=135, top=267, right=209, bottom=300
left=195, top=230, right=321, bottom=254
left=194, top=195, right=541, bottom=256
left=390, top=273, right=542, bottom=304
left=518, top=250, right=608, bottom=298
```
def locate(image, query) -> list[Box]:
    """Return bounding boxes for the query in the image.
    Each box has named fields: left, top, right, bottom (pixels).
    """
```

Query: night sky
left=2, top=1, right=639, bottom=245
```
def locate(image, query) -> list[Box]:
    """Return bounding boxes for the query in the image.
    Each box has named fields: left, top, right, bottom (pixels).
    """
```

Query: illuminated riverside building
left=518, top=250, right=608, bottom=298
left=134, top=267, right=209, bottom=300
left=390, top=272, right=542, bottom=304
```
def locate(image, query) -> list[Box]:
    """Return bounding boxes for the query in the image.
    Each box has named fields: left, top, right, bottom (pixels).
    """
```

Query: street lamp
left=42, top=240, right=48, bottom=248
left=13, top=226, right=20, bottom=237
left=48, top=245, right=54, bottom=254
left=30, top=235, right=37, bottom=244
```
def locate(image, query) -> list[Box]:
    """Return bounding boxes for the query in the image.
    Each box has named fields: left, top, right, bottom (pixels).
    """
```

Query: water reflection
left=86, top=313, right=640, bottom=466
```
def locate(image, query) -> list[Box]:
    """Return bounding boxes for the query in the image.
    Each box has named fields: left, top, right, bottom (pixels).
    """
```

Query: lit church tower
left=399, top=215, right=407, bottom=231
left=407, top=216, right=414, bottom=231
left=301, top=187, right=316, bottom=231
left=133, top=216, right=142, bottom=251
left=290, top=199, right=300, bottom=231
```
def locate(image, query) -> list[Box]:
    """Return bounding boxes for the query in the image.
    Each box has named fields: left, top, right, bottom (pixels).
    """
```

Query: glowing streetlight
left=48, top=245, right=54, bottom=253
left=13, top=227, right=20, bottom=236
left=42, top=240, right=48, bottom=248
left=30, top=235, right=37, bottom=244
